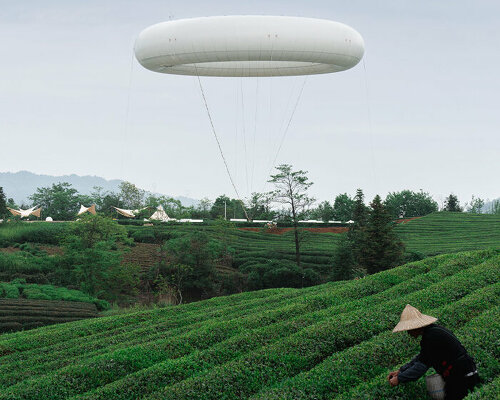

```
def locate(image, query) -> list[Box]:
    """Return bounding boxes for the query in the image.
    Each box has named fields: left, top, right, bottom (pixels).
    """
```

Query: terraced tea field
left=0, top=298, right=98, bottom=333
left=396, top=212, right=500, bottom=255
left=0, top=249, right=498, bottom=399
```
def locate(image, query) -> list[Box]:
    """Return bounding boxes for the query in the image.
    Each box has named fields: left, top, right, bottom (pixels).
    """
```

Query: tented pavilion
left=112, top=207, right=146, bottom=218
left=77, top=205, right=96, bottom=216
left=149, top=205, right=171, bottom=222
left=7, top=207, right=42, bottom=219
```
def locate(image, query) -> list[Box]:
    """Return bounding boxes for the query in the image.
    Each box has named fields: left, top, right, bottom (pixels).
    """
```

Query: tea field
left=0, top=249, right=498, bottom=399
left=396, top=212, right=500, bottom=255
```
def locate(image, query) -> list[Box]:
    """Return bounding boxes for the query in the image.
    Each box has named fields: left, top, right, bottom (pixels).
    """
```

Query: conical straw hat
left=393, top=304, right=437, bottom=332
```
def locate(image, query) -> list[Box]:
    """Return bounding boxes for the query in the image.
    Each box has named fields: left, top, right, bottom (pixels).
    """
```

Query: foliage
left=0, top=187, right=8, bottom=218
left=384, top=189, right=438, bottom=218
left=145, top=194, right=185, bottom=219
left=309, top=200, right=334, bottom=222
left=62, top=215, right=136, bottom=302
left=0, top=250, right=496, bottom=399
left=63, top=240, right=122, bottom=297
left=330, top=234, right=356, bottom=281
left=331, top=191, right=405, bottom=279
left=104, top=263, right=141, bottom=305
left=268, top=164, right=314, bottom=269
left=241, top=259, right=321, bottom=290
left=360, top=195, right=405, bottom=274
left=191, top=197, right=212, bottom=219
left=333, top=192, right=355, bottom=222
left=90, top=186, right=123, bottom=216
left=444, top=193, right=463, bottom=212
left=246, top=192, right=275, bottom=221
left=351, top=188, right=368, bottom=228
left=147, top=231, right=233, bottom=303
left=491, top=199, right=500, bottom=215
left=210, top=195, right=246, bottom=220
left=28, top=182, right=83, bottom=220
left=466, top=195, right=485, bottom=214
left=118, top=181, right=145, bottom=209
left=348, top=188, right=369, bottom=267
left=67, top=214, right=128, bottom=249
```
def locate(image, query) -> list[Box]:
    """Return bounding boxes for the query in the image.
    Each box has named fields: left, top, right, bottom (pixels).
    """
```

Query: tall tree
left=332, top=193, right=355, bottom=222
left=384, top=190, right=438, bottom=219
left=197, top=198, right=213, bottom=217
left=118, top=181, right=145, bottom=209
left=145, top=194, right=184, bottom=218
left=0, top=187, right=8, bottom=217
left=311, top=200, right=335, bottom=222
left=29, top=182, right=80, bottom=220
left=247, top=192, right=275, bottom=221
left=360, top=195, right=405, bottom=274
left=491, top=199, right=500, bottom=215
left=347, top=189, right=368, bottom=268
left=351, top=189, right=368, bottom=229
left=269, top=164, right=314, bottom=272
left=331, top=234, right=356, bottom=281
left=210, top=195, right=232, bottom=219
left=466, top=195, right=485, bottom=214
left=443, top=194, right=463, bottom=212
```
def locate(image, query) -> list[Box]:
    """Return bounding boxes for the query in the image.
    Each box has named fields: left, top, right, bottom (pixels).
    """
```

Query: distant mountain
left=0, top=171, right=198, bottom=207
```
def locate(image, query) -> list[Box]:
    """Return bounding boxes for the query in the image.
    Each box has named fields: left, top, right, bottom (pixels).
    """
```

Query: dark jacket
left=398, top=324, right=476, bottom=383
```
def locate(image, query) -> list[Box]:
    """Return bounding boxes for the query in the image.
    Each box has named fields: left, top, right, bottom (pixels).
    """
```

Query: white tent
left=112, top=207, right=137, bottom=218
left=8, top=207, right=42, bottom=218
left=149, top=205, right=171, bottom=222
left=77, top=204, right=96, bottom=216
left=112, top=207, right=148, bottom=218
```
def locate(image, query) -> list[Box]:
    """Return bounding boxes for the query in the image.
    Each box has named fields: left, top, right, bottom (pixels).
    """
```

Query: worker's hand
left=387, top=370, right=399, bottom=382
left=389, top=375, right=400, bottom=387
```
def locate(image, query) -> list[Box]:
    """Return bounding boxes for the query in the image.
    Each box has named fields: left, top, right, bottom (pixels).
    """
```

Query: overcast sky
left=1, top=1, right=499, bottom=207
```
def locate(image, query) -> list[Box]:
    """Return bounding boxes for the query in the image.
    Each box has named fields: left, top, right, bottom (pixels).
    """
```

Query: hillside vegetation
left=0, top=249, right=497, bottom=399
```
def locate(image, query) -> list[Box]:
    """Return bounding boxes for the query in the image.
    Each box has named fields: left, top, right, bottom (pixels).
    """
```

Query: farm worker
left=388, top=304, right=479, bottom=400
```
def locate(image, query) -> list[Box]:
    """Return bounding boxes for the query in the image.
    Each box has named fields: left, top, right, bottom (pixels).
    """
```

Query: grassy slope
left=0, top=249, right=497, bottom=400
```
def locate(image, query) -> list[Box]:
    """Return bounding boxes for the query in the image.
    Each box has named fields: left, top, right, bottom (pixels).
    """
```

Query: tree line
left=1, top=175, right=496, bottom=221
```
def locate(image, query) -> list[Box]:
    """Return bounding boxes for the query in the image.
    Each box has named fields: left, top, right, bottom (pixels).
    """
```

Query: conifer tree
left=0, top=187, right=8, bottom=218
left=361, top=195, right=405, bottom=274
left=444, top=194, right=463, bottom=212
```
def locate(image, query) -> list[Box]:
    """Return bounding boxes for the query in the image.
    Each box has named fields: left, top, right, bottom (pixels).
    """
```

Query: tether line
left=194, top=67, right=250, bottom=221
left=260, top=75, right=308, bottom=193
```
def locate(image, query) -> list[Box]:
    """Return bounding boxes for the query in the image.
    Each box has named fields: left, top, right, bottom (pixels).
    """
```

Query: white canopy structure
left=112, top=207, right=139, bottom=218
left=135, top=16, right=364, bottom=77
left=149, top=205, right=171, bottom=222
left=77, top=204, right=96, bottom=216
left=7, top=207, right=42, bottom=218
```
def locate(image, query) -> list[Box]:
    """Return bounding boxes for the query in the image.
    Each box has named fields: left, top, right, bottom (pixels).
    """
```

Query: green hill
left=0, top=249, right=497, bottom=399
